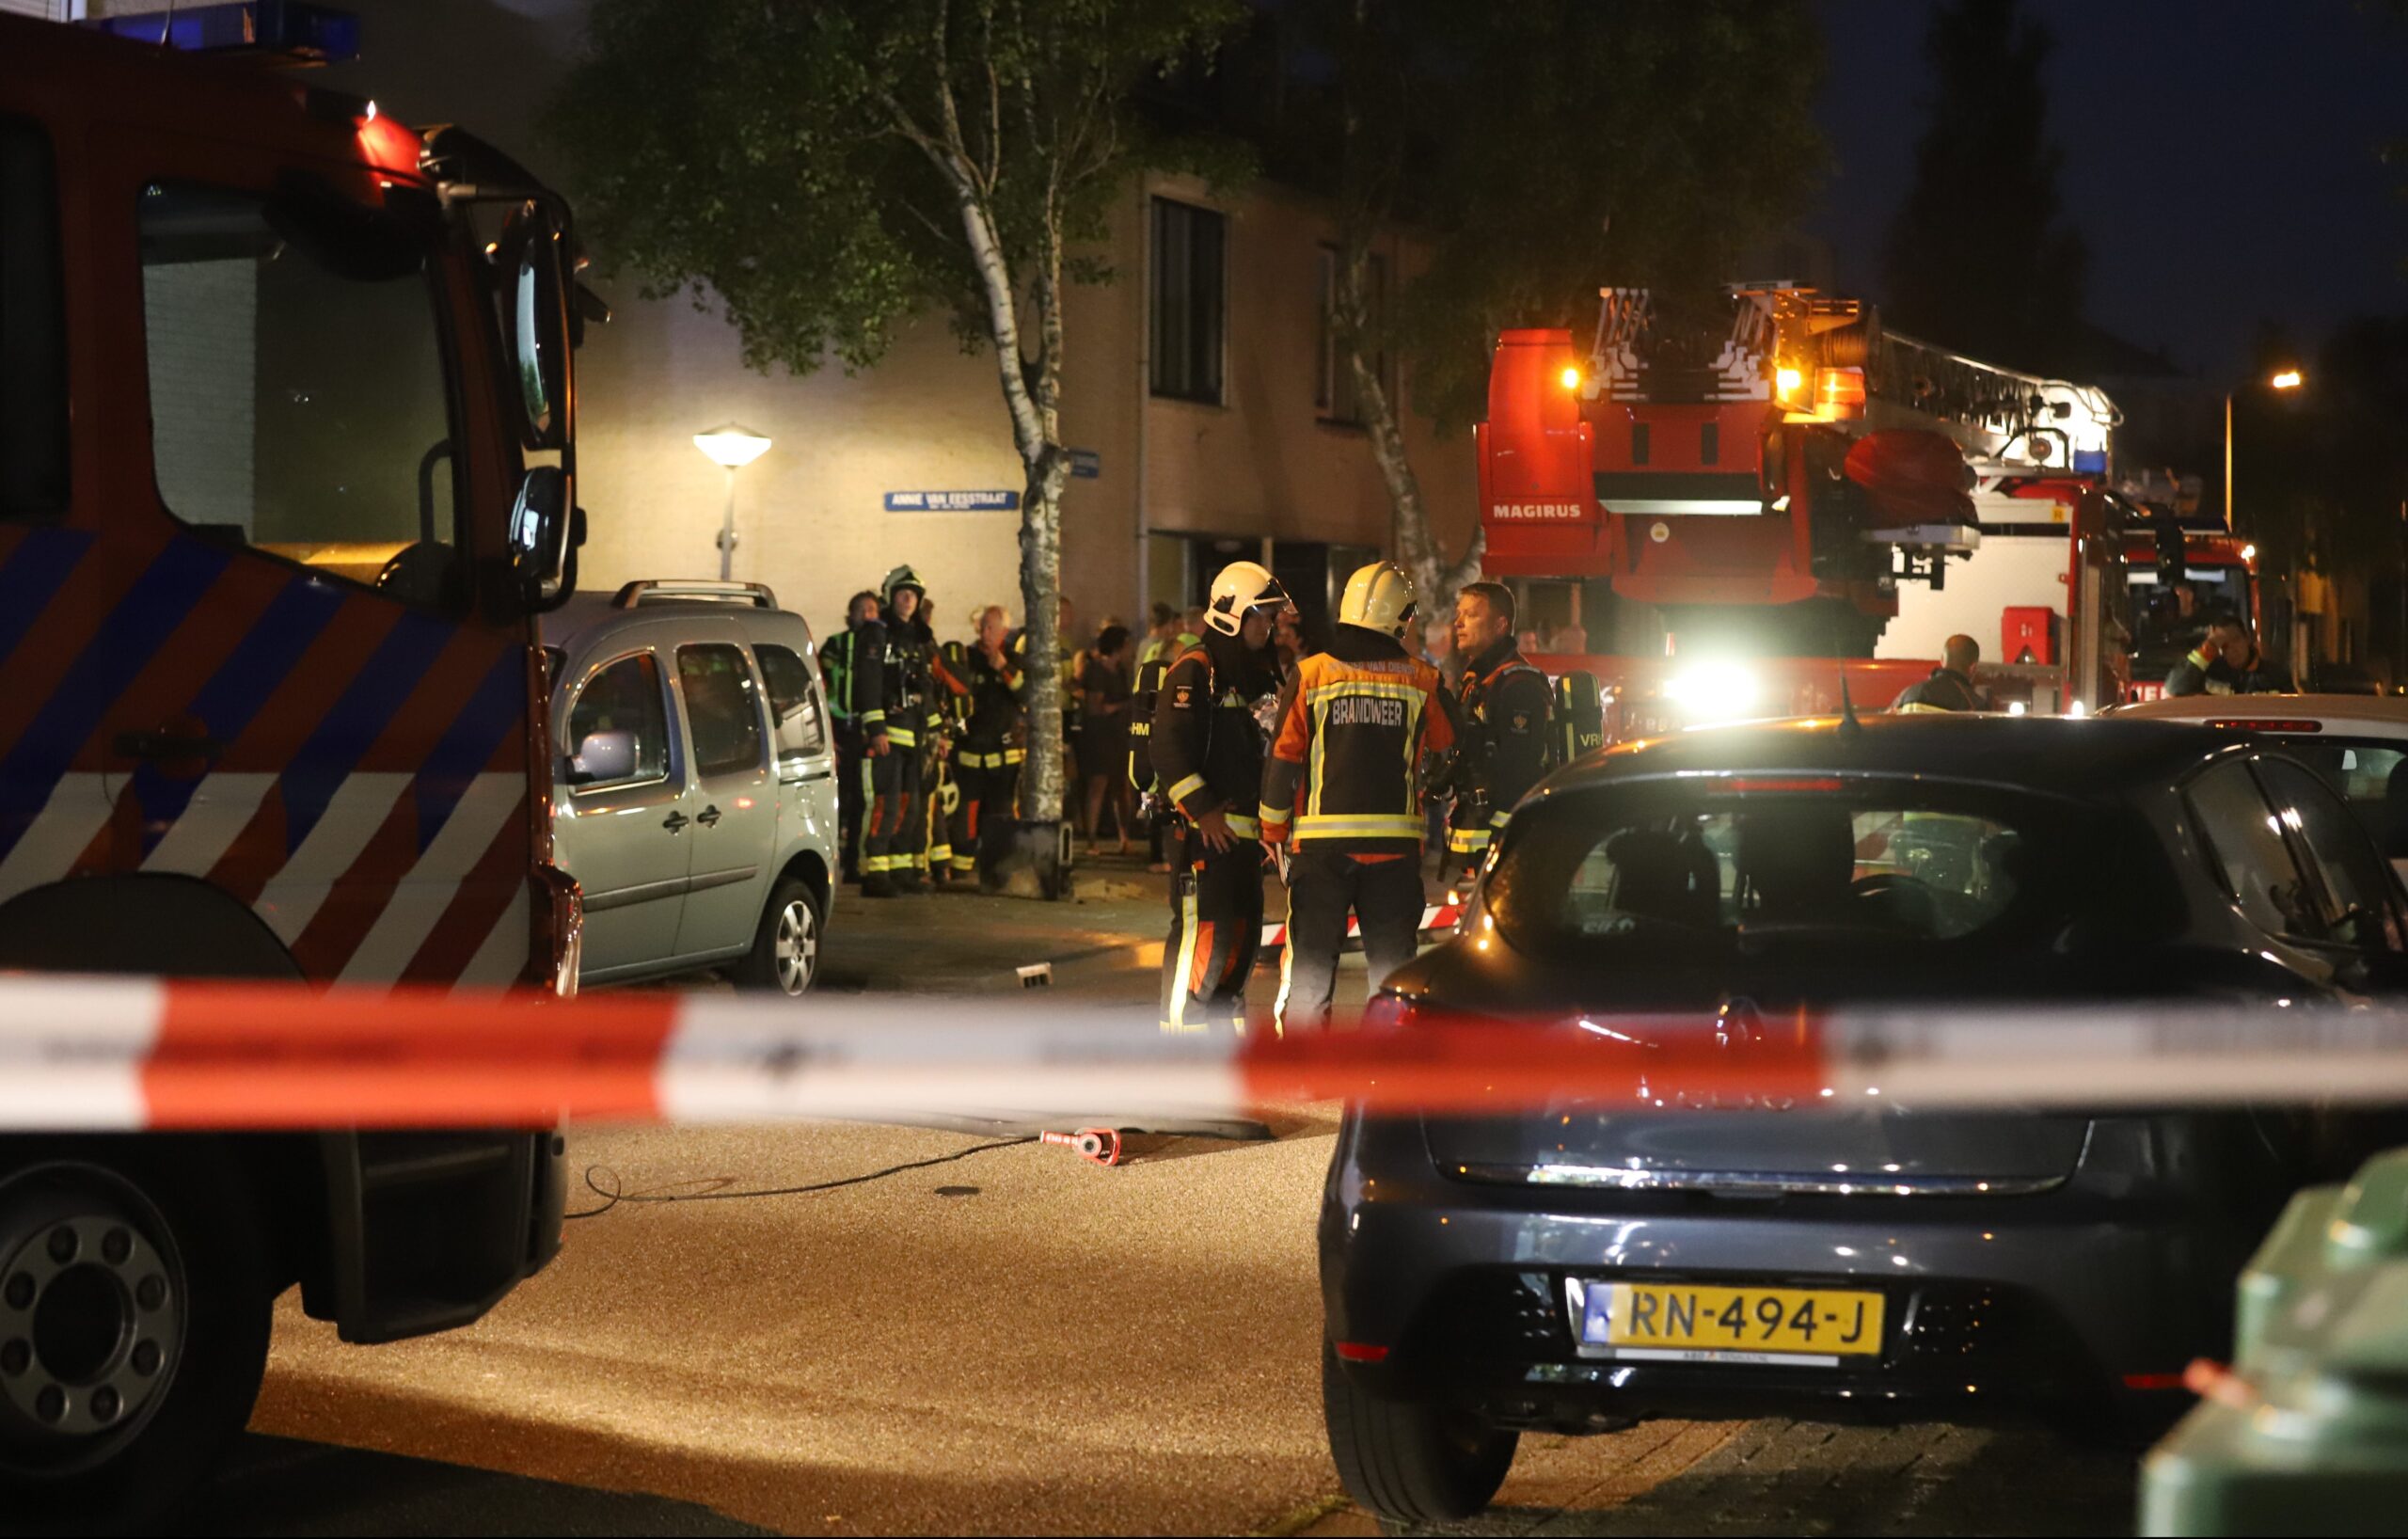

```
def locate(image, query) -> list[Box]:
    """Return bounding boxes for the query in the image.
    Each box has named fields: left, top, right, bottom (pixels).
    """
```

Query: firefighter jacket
left=817, top=622, right=883, bottom=734
left=1447, top=638, right=1553, bottom=858
left=951, top=644, right=1027, bottom=768
left=1259, top=625, right=1455, bottom=856
left=1893, top=666, right=1985, bottom=713
left=875, top=609, right=935, bottom=749
left=1149, top=631, right=1280, bottom=837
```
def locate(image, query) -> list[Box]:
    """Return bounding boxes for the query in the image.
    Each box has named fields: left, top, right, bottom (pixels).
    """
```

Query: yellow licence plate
left=1571, top=1279, right=1885, bottom=1365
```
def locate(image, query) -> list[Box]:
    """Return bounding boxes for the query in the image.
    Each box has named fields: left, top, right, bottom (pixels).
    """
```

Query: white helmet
left=1205, top=561, right=1289, bottom=637
left=1337, top=561, right=1417, bottom=639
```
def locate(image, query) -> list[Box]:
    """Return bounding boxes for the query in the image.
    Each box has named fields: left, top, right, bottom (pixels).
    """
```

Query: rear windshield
left=1486, top=779, right=2083, bottom=964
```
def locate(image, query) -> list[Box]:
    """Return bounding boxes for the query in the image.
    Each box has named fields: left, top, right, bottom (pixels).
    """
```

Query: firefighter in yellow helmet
left=1259, top=561, right=1456, bottom=1030
left=1149, top=561, right=1289, bottom=1033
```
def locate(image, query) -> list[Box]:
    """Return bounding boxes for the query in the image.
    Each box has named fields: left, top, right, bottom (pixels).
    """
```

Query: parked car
left=542, top=580, right=839, bottom=993
left=1320, top=714, right=2408, bottom=1526
left=2114, top=692, right=2408, bottom=881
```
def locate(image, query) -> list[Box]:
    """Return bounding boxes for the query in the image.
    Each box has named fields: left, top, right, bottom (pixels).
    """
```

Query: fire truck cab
left=1478, top=283, right=2131, bottom=736
left=0, top=12, right=589, bottom=1523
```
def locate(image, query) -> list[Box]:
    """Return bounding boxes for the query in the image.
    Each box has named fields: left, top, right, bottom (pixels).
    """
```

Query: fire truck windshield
left=2131, top=564, right=2254, bottom=673
left=138, top=180, right=459, bottom=602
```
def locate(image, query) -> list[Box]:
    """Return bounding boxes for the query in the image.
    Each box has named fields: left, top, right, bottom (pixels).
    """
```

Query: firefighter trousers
left=833, top=728, right=865, bottom=881
left=1275, top=850, right=1424, bottom=1033
left=948, top=748, right=1022, bottom=878
left=1160, top=828, right=1263, bottom=1035
left=862, top=749, right=925, bottom=883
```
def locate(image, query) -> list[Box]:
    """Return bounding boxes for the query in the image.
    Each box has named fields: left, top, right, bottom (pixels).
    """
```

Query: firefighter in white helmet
left=1149, top=561, right=1289, bottom=1033
left=1259, top=561, right=1456, bottom=1030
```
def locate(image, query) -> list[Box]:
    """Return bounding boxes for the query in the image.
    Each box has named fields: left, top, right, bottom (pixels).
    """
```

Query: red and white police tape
left=4, top=976, right=2408, bottom=1131
left=1257, top=900, right=1461, bottom=952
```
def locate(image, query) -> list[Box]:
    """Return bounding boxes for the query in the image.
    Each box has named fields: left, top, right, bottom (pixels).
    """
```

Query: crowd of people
left=814, top=558, right=1566, bottom=1034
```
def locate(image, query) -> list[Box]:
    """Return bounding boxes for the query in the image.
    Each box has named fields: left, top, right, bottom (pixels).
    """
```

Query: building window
left=1150, top=198, right=1225, bottom=405
left=1317, top=245, right=1387, bottom=426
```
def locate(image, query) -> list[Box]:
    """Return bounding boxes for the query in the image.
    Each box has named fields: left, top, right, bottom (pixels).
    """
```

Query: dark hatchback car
left=1320, top=715, right=2408, bottom=1525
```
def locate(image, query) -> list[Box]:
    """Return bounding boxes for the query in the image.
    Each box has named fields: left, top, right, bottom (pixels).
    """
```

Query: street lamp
left=691, top=422, right=772, bottom=580
left=2225, top=368, right=2304, bottom=529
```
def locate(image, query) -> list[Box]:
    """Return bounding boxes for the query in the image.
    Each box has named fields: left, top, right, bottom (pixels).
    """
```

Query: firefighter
left=1444, top=580, right=1554, bottom=880
left=818, top=590, right=883, bottom=883
left=947, top=604, right=1027, bottom=885
left=1893, top=634, right=1988, bottom=712
left=927, top=626, right=974, bottom=886
left=1151, top=561, right=1290, bottom=1034
left=862, top=565, right=934, bottom=897
left=1260, top=561, right=1455, bottom=1032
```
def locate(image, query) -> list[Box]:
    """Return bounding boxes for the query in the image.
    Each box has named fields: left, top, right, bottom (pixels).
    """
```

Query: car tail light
left=1335, top=1341, right=1390, bottom=1363
left=1724, top=777, right=1845, bottom=793
left=2204, top=719, right=2322, bottom=733
left=533, top=863, right=582, bottom=997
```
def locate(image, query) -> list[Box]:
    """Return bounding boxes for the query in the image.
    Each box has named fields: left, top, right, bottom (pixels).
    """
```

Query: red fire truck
left=2121, top=516, right=2261, bottom=701
left=1478, top=284, right=2133, bottom=735
left=2, top=12, right=591, bottom=1522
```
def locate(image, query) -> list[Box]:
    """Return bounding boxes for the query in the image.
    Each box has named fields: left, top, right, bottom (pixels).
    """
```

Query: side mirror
left=570, top=728, right=637, bottom=785
left=500, top=201, right=574, bottom=452
left=510, top=467, right=582, bottom=611
left=2155, top=523, right=2186, bottom=585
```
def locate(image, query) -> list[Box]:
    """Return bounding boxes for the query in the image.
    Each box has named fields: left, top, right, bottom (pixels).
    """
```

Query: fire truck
left=2120, top=504, right=2261, bottom=701
left=1478, top=283, right=2133, bottom=735
left=2, top=11, right=592, bottom=1523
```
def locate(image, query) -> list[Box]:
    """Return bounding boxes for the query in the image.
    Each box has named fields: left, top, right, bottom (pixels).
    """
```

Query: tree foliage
left=552, top=0, right=1241, bottom=856
left=1282, top=0, right=1825, bottom=604
left=1882, top=0, right=2087, bottom=373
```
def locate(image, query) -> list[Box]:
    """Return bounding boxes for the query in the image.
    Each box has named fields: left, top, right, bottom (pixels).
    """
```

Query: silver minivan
left=542, top=580, right=839, bottom=994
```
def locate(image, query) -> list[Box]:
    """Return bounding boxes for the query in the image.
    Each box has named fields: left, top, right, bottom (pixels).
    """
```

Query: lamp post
left=691, top=422, right=772, bottom=580
left=2225, top=369, right=2304, bottom=530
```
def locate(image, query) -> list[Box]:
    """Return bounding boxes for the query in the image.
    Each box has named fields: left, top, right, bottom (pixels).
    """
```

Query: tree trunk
left=1333, top=239, right=1484, bottom=614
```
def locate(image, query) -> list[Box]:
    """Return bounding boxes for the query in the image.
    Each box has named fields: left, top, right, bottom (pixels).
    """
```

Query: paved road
left=222, top=857, right=2141, bottom=1534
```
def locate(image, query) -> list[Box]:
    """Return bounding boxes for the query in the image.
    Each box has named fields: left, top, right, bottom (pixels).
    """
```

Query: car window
left=2186, top=760, right=2325, bottom=942
left=1488, top=783, right=2060, bottom=965
left=2254, top=756, right=2405, bottom=953
left=138, top=181, right=458, bottom=600
left=565, top=653, right=668, bottom=788
left=678, top=643, right=765, bottom=777
left=2269, top=738, right=2408, bottom=862
left=752, top=643, right=828, bottom=765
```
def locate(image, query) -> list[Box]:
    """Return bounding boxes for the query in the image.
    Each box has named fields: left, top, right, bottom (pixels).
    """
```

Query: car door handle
left=662, top=811, right=689, bottom=833
left=696, top=805, right=722, bottom=828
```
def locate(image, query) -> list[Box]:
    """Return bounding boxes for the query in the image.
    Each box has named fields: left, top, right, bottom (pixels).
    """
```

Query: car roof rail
left=612, top=579, right=779, bottom=611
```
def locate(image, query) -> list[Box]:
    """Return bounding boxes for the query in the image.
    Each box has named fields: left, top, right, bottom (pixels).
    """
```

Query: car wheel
left=0, top=1138, right=273, bottom=1534
left=1322, top=1341, right=1517, bottom=1526
left=736, top=878, right=822, bottom=997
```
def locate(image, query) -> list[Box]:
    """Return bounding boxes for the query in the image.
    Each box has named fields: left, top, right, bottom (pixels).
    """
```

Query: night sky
left=1811, top=0, right=2408, bottom=379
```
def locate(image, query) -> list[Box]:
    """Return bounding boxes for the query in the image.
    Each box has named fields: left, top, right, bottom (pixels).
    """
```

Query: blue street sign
left=883, top=490, right=1021, bottom=513
left=1070, top=449, right=1101, bottom=479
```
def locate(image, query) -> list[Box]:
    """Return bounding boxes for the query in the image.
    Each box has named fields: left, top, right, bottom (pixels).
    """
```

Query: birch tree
left=555, top=0, right=1239, bottom=892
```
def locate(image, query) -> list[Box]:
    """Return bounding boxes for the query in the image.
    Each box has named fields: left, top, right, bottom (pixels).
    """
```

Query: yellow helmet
left=1337, top=561, right=1418, bottom=639
left=1205, top=560, right=1289, bottom=637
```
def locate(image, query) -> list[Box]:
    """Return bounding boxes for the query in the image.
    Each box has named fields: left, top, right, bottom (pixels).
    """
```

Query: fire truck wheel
left=734, top=878, right=823, bottom=997
left=0, top=1138, right=272, bottom=1534
left=1322, top=1341, right=1517, bottom=1526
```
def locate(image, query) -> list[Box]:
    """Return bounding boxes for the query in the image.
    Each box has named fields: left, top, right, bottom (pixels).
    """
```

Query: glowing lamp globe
left=692, top=423, right=772, bottom=469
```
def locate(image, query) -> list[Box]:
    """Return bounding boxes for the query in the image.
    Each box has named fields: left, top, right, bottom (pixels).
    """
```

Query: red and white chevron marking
left=4, top=978, right=2406, bottom=1132
left=1258, top=901, right=1461, bottom=952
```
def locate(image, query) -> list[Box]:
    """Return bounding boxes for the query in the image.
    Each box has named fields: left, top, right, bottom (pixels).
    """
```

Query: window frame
left=674, top=641, right=768, bottom=782
left=2247, top=754, right=2407, bottom=953
left=563, top=647, right=675, bottom=796
left=133, top=173, right=471, bottom=609
left=1149, top=196, right=1227, bottom=405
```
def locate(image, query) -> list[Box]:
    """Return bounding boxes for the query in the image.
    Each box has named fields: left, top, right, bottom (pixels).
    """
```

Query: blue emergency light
left=84, top=2, right=359, bottom=65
